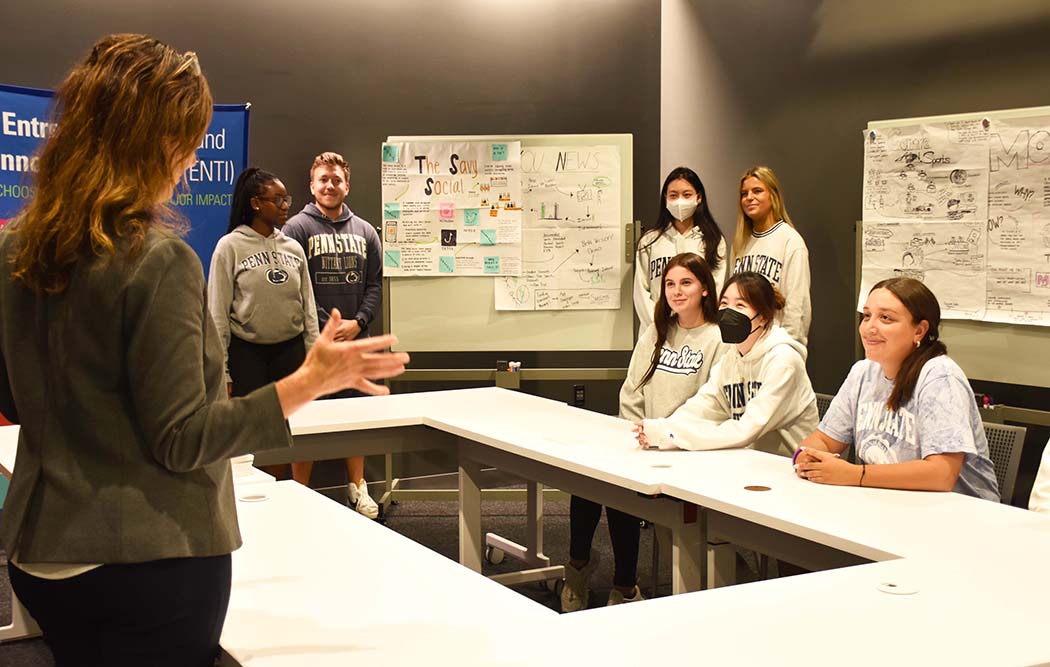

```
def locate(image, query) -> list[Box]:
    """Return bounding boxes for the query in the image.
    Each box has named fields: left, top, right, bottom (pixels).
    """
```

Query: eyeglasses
left=256, top=195, right=293, bottom=207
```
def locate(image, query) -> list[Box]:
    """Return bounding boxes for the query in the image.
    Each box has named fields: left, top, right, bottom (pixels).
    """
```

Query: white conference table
left=279, top=389, right=879, bottom=589
left=219, top=480, right=568, bottom=667
left=5, top=390, right=1050, bottom=665
left=276, top=388, right=710, bottom=593
left=228, top=388, right=1050, bottom=665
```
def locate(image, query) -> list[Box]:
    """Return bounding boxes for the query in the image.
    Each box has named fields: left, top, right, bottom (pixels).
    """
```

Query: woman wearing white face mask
left=634, top=272, right=818, bottom=456
left=634, top=167, right=727, bottom=333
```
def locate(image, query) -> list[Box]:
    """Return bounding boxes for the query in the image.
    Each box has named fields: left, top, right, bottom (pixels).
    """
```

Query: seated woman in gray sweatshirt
left=208, top=167, right=320, bottom=483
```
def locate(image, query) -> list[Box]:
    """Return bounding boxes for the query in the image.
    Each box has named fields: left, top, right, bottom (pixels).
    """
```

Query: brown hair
left=732, top=165, right=795, bottom=259
left=870, top=277, right=948, bottom=411
left=721, top=271, right=785, bottom=332
left=641, top=253, right=719, bottom=386
left=10, top=34, right=212, bottom=294
left=310, top=151, right=351, bottom=184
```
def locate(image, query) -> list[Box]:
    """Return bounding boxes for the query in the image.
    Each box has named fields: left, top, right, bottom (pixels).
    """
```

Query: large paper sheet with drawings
left=495, top=145, right=621, bottom=310
left=860, top=221, right=986, bottom=319
left=380, top=141, right=522, bottom=276
left=984, top=116, right=1050, bottom=325
left=862, top=115, right=1050, bottom=326
left=863, top=122, right=989, bottom=223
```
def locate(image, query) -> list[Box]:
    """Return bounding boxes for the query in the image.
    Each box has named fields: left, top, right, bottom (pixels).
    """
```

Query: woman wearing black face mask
left=633, top=272, right=818, bottom=456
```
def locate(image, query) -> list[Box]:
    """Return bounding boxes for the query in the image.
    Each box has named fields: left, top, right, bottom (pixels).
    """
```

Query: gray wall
left=0, top=0, right=655, bottom=289
left=0, top=0, right=660, bottom=483
left=0, top=0, right=659, bottom=396
left=0, top=0, right=660, bottom=312
left=663, top=0, right=1050, bottom=395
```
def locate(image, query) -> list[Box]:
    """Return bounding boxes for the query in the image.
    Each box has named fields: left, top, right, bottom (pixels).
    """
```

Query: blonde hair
left=11, top=34, right=212, bottom=293
left=310, top=151, right=350, bottom=184
left=732, top=165, right=794, bottom=259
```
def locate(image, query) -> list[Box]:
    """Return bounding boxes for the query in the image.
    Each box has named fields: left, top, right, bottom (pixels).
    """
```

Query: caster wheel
left=543, top=578, right=564, bottom=595
left=485, top=546, right=505, bottom=565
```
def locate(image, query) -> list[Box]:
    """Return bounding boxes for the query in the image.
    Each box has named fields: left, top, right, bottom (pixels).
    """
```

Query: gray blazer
left=0, top=225, right=292, bottom=563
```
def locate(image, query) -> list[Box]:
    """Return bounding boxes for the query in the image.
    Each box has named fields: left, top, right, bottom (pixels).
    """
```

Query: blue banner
left=0, top=84, right=249, bottom=279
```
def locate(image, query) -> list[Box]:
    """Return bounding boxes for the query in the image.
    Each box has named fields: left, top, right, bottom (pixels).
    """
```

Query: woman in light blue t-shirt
left=793, top=277, right=999, bottom=501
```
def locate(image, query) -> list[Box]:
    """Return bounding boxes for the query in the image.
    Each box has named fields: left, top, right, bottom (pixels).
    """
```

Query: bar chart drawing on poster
left=497, top=144, right=622, bottom=311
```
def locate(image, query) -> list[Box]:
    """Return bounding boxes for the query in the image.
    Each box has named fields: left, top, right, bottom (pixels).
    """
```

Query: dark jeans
left=10, top=554, right=232, bottom=667
left=228, top=333, right=306, bottom=397
left=569, top=495, right=641, bottom=588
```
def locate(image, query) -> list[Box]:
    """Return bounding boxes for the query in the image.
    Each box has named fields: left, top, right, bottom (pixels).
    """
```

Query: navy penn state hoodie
left=282, top=202, right=382, bottom=337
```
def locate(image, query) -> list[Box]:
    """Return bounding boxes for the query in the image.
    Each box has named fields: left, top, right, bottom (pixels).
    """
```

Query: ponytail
left=887, top=337, right=947, bottom=411
left=227, top=167, right=278, bottom=234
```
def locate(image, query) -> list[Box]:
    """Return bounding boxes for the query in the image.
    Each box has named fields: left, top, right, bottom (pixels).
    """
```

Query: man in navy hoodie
left=283, top=151, right=383, bottom=519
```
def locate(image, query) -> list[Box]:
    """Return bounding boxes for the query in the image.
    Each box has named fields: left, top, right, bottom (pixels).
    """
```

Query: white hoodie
left=731, top=221, right=811, bottom=346
left=642, top=324, right=818, bottom=456
left=634, top=227, right=728, bottom=332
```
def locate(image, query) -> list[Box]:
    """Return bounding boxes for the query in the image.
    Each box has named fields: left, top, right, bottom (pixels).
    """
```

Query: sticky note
left=439, top=202, right=455, bottom=220
left=383, top=250, right=401, bottom=268
left=480, top=229, right=497, bottom=246
left=463, top=208, right=480, bottom=226
left=491, top=144, right=508, bottom=161
left=382, top=144, right=399, bottom=163
left=439, top=256, right=455, bottom=273
left=383, top=202, right=401, bottom=219
left=483, top=256, right=500, bottom=274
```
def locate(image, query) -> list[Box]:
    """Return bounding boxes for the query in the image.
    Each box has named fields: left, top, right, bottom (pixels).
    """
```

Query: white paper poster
left=984, top=116, right=1050, bottom=325
left=861, top=114, right=1050, bottom=326
left=863, top=122, right=989, bottom=223
left=860, top=221, right=986, bottom=319
left=495, top=145, right=622, bottom=310
left=381, top=141, right=522, bottom=276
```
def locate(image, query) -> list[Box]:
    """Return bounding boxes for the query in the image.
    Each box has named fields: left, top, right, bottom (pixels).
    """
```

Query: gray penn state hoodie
left=282, top=203, right=382, bottom=336
left=207, top=225, right=320, bottom=378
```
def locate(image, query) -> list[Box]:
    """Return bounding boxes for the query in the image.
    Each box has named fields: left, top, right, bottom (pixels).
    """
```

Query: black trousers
left=228, top=333, right=306, bottom=397
left=569, top=495, right=641, bottom=588
left=10, top=554, right=232, bottom=667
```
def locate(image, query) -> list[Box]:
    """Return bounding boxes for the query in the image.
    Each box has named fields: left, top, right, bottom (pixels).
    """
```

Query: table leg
left=0, top=588, right=40, bottom=642
left=458, top=455, right=484, bottom=573
left=671, top=503, right=705, bottom=594
left=525, top=481, right=544, bottom=562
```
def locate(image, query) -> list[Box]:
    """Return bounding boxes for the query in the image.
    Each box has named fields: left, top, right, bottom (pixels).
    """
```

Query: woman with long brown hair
left=794, top=278, right=999, bottom=500
left=562, top=253, right=725, bottom=611
left=0, top=34, right=407, bottom=665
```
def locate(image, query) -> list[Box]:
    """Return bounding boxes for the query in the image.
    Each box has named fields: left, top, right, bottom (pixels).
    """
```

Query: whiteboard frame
left=383, top=134, right=635, bottom=353
left=865, top=107, right=1050, bottom=388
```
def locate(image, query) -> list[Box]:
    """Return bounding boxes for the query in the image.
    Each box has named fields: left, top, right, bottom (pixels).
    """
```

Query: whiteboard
left=384, top=134, right=634, bottom=352
left=868, top=108, right=1050, bottom=388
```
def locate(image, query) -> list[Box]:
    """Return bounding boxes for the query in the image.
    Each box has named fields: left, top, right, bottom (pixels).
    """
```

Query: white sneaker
left=560, top=551, right=600, bottom=612
left=606, top=585, right=645, bottom=606
left=348, top=480, right=380, bottom=520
